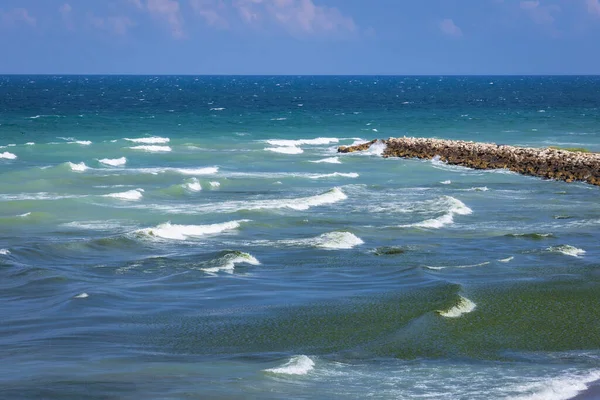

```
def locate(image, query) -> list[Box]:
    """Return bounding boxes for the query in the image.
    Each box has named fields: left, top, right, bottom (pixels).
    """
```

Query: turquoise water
left=1, top=76, right=600, bottom=399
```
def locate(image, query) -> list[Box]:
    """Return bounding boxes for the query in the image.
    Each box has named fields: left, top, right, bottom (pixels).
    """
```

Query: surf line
left=338, top=137, right=600, bottom=186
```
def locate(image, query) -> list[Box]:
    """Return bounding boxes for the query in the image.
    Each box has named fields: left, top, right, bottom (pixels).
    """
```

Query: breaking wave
left=124, top=137, right=170, bottom=144
left=264, top=355, right=315, bottom=375
left=437, top=296, right=476, bottom=318
left=99, top=157, right=127, bottom=167
left=136, top=220, right=250, bottom=240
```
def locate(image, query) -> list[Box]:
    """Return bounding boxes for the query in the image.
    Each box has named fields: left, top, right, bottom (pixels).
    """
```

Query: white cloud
left=233, top=0, right=356, bottom=35
left=587, top=0, right=600, bottom=17
left=0, top=8, right=36, bottom=28
left=146, top=0, right=185, bottom=38
left=89, top=14, right=135, bottom=35
left=520, top=0, right=560, bottom=24
left=190, top=0, right=229, bottom=28
left=439, top=18, right=462, bottom=37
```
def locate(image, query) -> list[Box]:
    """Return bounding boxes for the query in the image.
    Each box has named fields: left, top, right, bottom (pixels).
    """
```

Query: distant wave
left=505, top=233, right=555, bottom=240
left=0, top=152, right=17, bottom=160
left=264, top=355, right=315, bottom=375
left=124, top=137, right=170, bottom=144
left=437, top=296, right=476, bottom=318
left=99, top=157, right=127, bottom=167
left=209, top=181, right=220, bottom=188
left=136, top=220, right=250, bottom=240
left=73, top=293, right=89, bottom=299
left=309, top=157, right=341, bottom=164
left=0, top=249, right=10, bottom=255
left=25, top=142, right=35, bottom=146
left=103, top=189, right=144, bottom=201
left=547, top=245, right=585, bottom=257
left=68, top=140, right=92, bottom=146
left=66, top=162, right=89, bottom=172
left=201, top=251, right=260, bottom=273
left=308, top=172, right=359, bottom=179
left=265, top=146, right=303, bottom=154
left=183, top=178, right=202, bottom=192
left=281, top=231, right=364, bottom=250
left=129, top=145, right=172, bottom=152
left=266, top=137, right=339, bottom=147
left=401, top=196, right=472, bottom=229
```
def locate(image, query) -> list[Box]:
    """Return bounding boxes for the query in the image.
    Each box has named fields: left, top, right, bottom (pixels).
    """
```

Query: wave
left=136, top=220, right=250, bottom=240
left=25, top=142, right=35, bottom=146
left=201, top=251, right=260, bottom=273
left=309, top=172, right=359, bottom=179
left=209, top=181, right=220, bottom=188
left=66, top=162, right=89, bottom=172
left=271, top=117, right=287, bottom=121
left=266, top=137, right=339, bottom=147
left=184, top=178, right=202, bottom=192
left=547, top=245, right=586, bottom=258
left=0, top=249, right=10, bottom=255
left=505, top=233, right=556, bottom=240
left=508, top=370, right=600, bottom=400
left=402, top=196, right=472, bottom=229
left=172, top=167, right=218, bottom=175
left=425, top=261, right=490, bottom=270
left=99, top=157, right=127, bottom=167
left=73, top=293, right=89, bottom=299
left=365, top=140, right=386, bottom=156
left=265, top=146, right=304, bottom=154
left=68, top=140, right=92, bottom=145
left=498, top=256, right=514, bottom=263
left=125, top=137, right=170, bottom=144
left=129, top=145, right=172, bottom=152
left=309, top=157, right=341, bottom=164
left=210, top=107, right=225, bottom=111
left=437, top=296, right=476, bottom=318
left=0, top=152, right=17, bottom=160
left=103, top=189, right=144, bottom=201
left=264, top=355, right=315, bottom=375
left=281, top=231, right=364, bottom=250
left=440, top=180, right=452, bottom=185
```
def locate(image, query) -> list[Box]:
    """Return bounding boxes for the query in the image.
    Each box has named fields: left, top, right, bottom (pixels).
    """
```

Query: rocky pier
left=338, top=137, right=600, bottom=186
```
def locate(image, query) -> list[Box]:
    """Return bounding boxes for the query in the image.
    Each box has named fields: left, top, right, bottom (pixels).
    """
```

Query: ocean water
left=1, top=75, right=600, bottom=400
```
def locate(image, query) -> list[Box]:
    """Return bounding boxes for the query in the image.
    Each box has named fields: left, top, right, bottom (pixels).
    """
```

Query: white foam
left=498, top=256, right=514, bottom=263
left=67, top=162, right=89, bottom=172
left=365, top=140, right=386, bottom=156
left=438, top=296, right=476, bottom=318
left=273, top=188, right=347, bottom=211
left=201, top=252, right=260, bottom=273
left=103, top=189, right=144, bottom=201
left=125, top=137, right=170, bottom=144
left=25, top=142, right=35, bottom=145
left=309, top=157, right=341, bottom=164
left=99, top=157, right=127, bottom=167
left=309, top=172, right=359, bottom=179
left=129, top=145, right=172, bottom=152
left=69, top=140, right=92, bottom=145
left=184, top=178, right=202, bottom=192
left=74, top=293, right=89, bottom=299
left=210, top=107, right=225, bottom=111
left=440, top=180, right=452, bottom=185
left=18, top=212, right=31, bottom=217
left=271, top=117, right=287, bottom=121
left=402, top=196, right=472, bottom=229
left=548, top=245, right=586, bottom=258
left=209, top=181, right=221, bottom=188
left=7, top=144, right=15, bottom=147
left=137, top=220, right=249, bottom=240
left=507, top=370, right=600, bottom=400
left=173, top=167, right=219, bottom=175
left=264, top=355, right=315, bottom=375
left=266, top=137, right=339, bottom=147
left=265, top=146, right=304, bottom=155
left=0, top=152, right=17, bottom=160
left=0, top=249, right=10, bottom=255
left=282, top=231, right=364, bottom=250
left=464, top=186, right=489, bottom=192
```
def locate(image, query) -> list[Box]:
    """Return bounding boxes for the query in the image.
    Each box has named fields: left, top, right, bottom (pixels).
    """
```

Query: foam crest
left=282, top=231, right=364, bottom=250
left=129, top=145, right=172, bottom=152
left=402, top=196, right=472, bottom=229
left=265, top=146, right=304, bottom=155
left=438, top=296, right=476, bottom=318
left=264, top=355, right=315, bottom=375
left=0, top=249, right=10, bottom=255
left=279, top=187, right=347, bottom=211
left=209, top=181, right=220, bottom=188
left=99, top=157, right=127, bottom=167
left=173, top=167, right=219, bottom=175
left=548, top=245, right=586, bottom=257
left=184, top=178, right=202, bottom=192
left=309, top=172, right=359, bottom=179
left=73, top=293, right=89, bottom=299
left=0, top=152, right=17, bottom=160
left=309, top=157, right=341, bottom=164
left=508, top=370, right=600, bottom=400
left=69, top=140, right=92, bottom=145
left=67, top=162, right=89, bottom=172
left=440, top=180, right=452, bottom=185
left=137, top=220, right=249, bottom=240
left=103, top=189, right=144, bottom=201
left=125, top=137, right=170, bottom=144
left=25, top=142, right=35, bottom=145
left=498, top=256, right=514, bottom=263
left=266, top=137, right=339, bottom=146
left=201, top=252, right=260, bottom=273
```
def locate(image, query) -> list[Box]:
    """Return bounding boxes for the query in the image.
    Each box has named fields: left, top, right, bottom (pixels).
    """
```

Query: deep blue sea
left=1, top=75, right=600, bottom=400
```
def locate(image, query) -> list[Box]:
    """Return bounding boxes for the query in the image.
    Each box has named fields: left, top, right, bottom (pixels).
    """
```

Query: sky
left=1, top=0, right=599, bottom=75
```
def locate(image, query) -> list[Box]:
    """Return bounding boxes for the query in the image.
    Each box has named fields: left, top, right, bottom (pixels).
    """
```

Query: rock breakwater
left=338, top=138, right=600, bottom=186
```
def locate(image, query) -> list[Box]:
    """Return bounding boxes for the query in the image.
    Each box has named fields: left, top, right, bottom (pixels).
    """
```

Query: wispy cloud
left=587, top=0, right=600, bottom=17
left=59, top=3, right=74, bottom=29
left=439, top=18, right=462, bottom=37
left=520, top=1, right=560, bottom=24
left=190, top=0, right=229, bottom=28
left=0, top=8, right=36, bottom=28
left=89, top=13, right=135, bottom=36
left=129, top=0, right=185, bottom=38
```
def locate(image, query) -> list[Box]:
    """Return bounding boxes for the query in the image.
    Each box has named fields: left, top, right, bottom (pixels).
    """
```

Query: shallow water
left=1, top=75, right=599, bottom=399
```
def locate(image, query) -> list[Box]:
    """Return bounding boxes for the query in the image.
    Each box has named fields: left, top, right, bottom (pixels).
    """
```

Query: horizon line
left=1, top=73, right=600, bottom=77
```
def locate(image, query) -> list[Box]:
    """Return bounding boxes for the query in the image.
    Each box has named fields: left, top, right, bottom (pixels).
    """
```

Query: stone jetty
left=338, top=137, right=600, bottom=186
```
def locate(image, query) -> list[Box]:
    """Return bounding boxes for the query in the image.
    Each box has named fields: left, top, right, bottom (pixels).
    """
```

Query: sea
left=1, top=75, right=599, bottom=400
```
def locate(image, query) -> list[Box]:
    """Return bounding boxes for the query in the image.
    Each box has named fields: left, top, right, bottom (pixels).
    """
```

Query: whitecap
left=507, top=370, right=600, bottom=400
left=440, top=180, right=452, bottom=185
left=25, top=142, right=35, bottom=145
left=67, top=162, right=89, bottom=172
left=547, top=245, right=585, bottom=258
left=264, top=355, right=315, bottom=375
left=309, top=157, right=341, bottom=164
left=136, top=220, right=249, bottom=240
left=282, top=231, right=364, bottom=250
left=309, top=172, right=359, bottom=179
left=264, top=146, right=303, bottom=155
left=209, top=181, right=221, bottom=188
left=73, top=293, right=89, bottom=299
left=99, top=157, right=127, bottom=167
left=438, top=296, right=476, bottom=318
left=266, top=137, right=339, bottom=147
left=271, top=117, right=287, bottom=121
left=498, top=256, right=514, bottom=263
left=172, top=167, right=218, bottom=175
left=401, top=196, right=472, bottom=229
left=129, top=145, right=172, bottom=152
left=0, top=249, right=10, bottom=255
left=201, top=252, right=260, bottom=273
left=184, top=178, right=202, bottom=192
left=69, top=140, right=92, bottom=146
left=103, top=189, right=144, bottom=201
left=210, top=107, right=225, bottom=111
left=124, top=137, right=170, bottom=144
left=18, top=212, right=31, bottom=217
left=0, top=152, right=17, bottom=160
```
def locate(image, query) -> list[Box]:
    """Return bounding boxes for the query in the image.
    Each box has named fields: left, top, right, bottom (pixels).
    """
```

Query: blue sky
left=1, top=0, right=599, bottom=74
